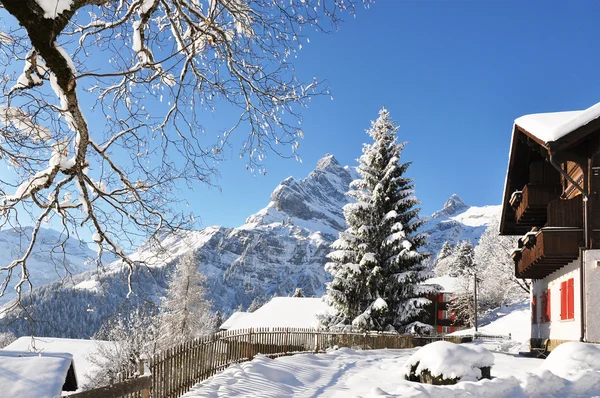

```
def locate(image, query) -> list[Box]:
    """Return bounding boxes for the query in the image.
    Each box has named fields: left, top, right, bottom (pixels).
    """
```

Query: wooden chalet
left=500, top=101, right=600, bottom=350
left=424, top=276, right=463, bottom=334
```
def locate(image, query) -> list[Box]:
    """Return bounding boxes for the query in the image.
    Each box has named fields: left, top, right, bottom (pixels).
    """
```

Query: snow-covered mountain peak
left=432, top=194, right=468, bottom=218
left=245, top=154, right=352, bottom=235
left=315, top=154, right=340, bottom=170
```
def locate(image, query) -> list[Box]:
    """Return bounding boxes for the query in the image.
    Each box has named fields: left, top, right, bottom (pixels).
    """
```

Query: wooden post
left=249, top=328, right=254, bottom=359
left=139, top=359, right=150, bottom=398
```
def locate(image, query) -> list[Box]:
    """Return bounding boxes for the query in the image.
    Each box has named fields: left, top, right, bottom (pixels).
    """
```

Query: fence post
left=285, top=328, right=289, bottom=355
left=138, top=358, right=150, bottom=398
left=249, top=328, right=254, bottom=360
left=363, top=332, right=367, bottom=350
left=314, top=331, right=320, bottom=353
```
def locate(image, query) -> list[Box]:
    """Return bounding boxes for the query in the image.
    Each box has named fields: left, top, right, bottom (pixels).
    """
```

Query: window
left=438, top=310, right=452, bottom=320
left=437, top=326, right=456, bottom=334
left=560, top=278, right=575, bottom=320
left=541, top=289, right=551, bottom=323
left=532, top=295, right=538, bottom=324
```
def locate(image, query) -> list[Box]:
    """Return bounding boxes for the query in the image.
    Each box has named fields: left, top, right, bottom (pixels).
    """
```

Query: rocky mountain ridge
left=1, top=154, right=501, bottom=338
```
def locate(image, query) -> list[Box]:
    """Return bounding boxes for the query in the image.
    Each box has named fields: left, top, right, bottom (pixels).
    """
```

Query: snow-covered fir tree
left=322, top=108, right=433, bottom=332
left=433, top=241, right=455, bottom=276
left=159, top=252, right=215, bottom=348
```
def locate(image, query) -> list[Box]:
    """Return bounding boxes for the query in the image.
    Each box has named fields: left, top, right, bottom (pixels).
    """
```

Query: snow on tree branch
left=0, top=0, right=370, bottom=310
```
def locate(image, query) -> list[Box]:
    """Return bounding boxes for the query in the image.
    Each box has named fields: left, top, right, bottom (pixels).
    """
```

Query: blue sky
left=192, top=0, right=600, bottom=228
left=3, top=1, right=600, bottom=236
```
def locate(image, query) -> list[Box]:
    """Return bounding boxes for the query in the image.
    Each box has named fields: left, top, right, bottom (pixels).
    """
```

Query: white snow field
left=450, top=300, right=531, bottom=354
left=183, top=343, right=600, bottom=398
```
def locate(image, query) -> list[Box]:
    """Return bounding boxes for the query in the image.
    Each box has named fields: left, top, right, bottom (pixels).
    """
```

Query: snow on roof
left=514, top=101, right=600, bottom=144
left=0, top=350, right=74, bottom=398
left=220, top=312, right=251, bottom=330
left=226, top=297, right=331, bottom=330
left=4, top=336, right=111, bottom=387
left=424, top=276, right=460, bottom=293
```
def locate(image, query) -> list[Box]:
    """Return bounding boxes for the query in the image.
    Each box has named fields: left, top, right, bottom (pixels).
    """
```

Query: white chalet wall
left=585, top=250, right=600, bottom=343
left=531, top=258, right=580, bottom=341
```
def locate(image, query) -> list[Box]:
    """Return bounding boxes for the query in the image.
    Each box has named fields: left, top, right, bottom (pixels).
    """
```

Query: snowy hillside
left=0, top=227, right=111, bottom=305
left=422, top=194, right=501, bottom=256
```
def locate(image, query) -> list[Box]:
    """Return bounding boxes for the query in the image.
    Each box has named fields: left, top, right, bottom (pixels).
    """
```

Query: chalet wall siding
left=585, top=250, right=600, bottom=343
left=531, top=258, right=580, bottom=342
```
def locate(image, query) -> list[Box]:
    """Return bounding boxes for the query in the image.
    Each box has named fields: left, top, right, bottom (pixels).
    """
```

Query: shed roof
left=0, top=350, right=76, bottom=398
left=4, top=336, right=112, bottom=388
left=220, top=311, right=250, bottom=330
left=225, top=297, right=331, bottom=330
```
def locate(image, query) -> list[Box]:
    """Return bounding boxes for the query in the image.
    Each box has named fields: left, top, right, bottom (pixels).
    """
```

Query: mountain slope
left=421, top=194, right=501, bottom=257
left=1, top=156, right=501, bottom=339
left=0, top=227, right=111, bottom=305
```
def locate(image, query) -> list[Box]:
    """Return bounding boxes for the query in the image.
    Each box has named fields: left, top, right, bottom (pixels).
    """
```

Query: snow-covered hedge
left=540, top=342, right=600, bottom=378
left=404, top=341, right=494, bottom=384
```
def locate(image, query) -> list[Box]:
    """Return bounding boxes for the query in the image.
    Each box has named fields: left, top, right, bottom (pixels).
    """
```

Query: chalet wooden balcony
left=511, top=184, right=560, bottom=228
left=514, top=228, right=582, bottom=279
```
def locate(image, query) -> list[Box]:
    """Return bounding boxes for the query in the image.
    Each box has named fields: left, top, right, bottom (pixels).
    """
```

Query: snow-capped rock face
left=431, top=194, right=469, bottom=219
left=158, top=154, right=354, bottom=310
left=0, top=227, right=105, bottom=305
left=422, top=196, right=501, bottom=257
left=245, top=154, right=353, bottom=236
left=1, top=155, right=502, bottom=339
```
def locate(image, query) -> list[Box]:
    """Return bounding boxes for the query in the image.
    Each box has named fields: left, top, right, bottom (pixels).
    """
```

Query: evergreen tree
left=433, top=241, right=455, bottom=276
left=322, top=108, right=433, bottom=332
left=159, top=252, right=215, bottom=348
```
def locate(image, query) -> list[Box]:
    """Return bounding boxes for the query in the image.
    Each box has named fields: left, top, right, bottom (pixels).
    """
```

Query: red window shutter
left=532, top=295, right=537, bottom=324
left=561, top=281, right=567, bottom=320
left=546, top=289, right=551, bottom=322
left=438, top=310, right=443, bottom=319
left=568, top=278, right=575, bottom=319
left=437, top=326, right=442, bottom=333
left=438, top=294, right=444, bottom=303
left=450, top=326, right=456, bottom=333
left=450, top=311, right=455, bottom=321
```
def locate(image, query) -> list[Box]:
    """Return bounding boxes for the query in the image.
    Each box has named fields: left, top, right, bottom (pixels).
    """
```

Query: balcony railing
left=514, top=228, right=582, bottom=279
left=512, top=184, right=561, bottom=228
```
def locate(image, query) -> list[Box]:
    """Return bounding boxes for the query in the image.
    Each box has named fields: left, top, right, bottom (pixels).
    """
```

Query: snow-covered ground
left=183, top=343, right=600, bottom=397
left=450, top=300, right=531, bottom=354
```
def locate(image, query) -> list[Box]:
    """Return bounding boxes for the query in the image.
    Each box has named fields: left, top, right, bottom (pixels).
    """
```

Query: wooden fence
left=72, top=328, right=469, bottom=398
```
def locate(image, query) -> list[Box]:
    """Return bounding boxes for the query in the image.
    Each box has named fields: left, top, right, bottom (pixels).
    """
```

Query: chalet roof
left=0, top=350, right=77, bottom=397
left=500, top=101, right=600, bottom=235
left=220, top=311, right=250, bottom=330
left=423, top=276, right=460, bottom=294
left=224, top=297, right=331, bottom=330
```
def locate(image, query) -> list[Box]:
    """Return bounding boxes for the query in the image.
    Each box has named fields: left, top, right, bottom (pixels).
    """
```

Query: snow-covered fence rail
left=472, top=333, right=511, bottom=341
left=76, top=328, right=469, bottom=398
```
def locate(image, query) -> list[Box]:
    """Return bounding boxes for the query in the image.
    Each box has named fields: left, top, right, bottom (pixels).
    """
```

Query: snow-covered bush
left=404, top=341, right=494, bottom=385
left=0, top=331, right=16, bottom=348
left=540, top=342, right=600, bottom=378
